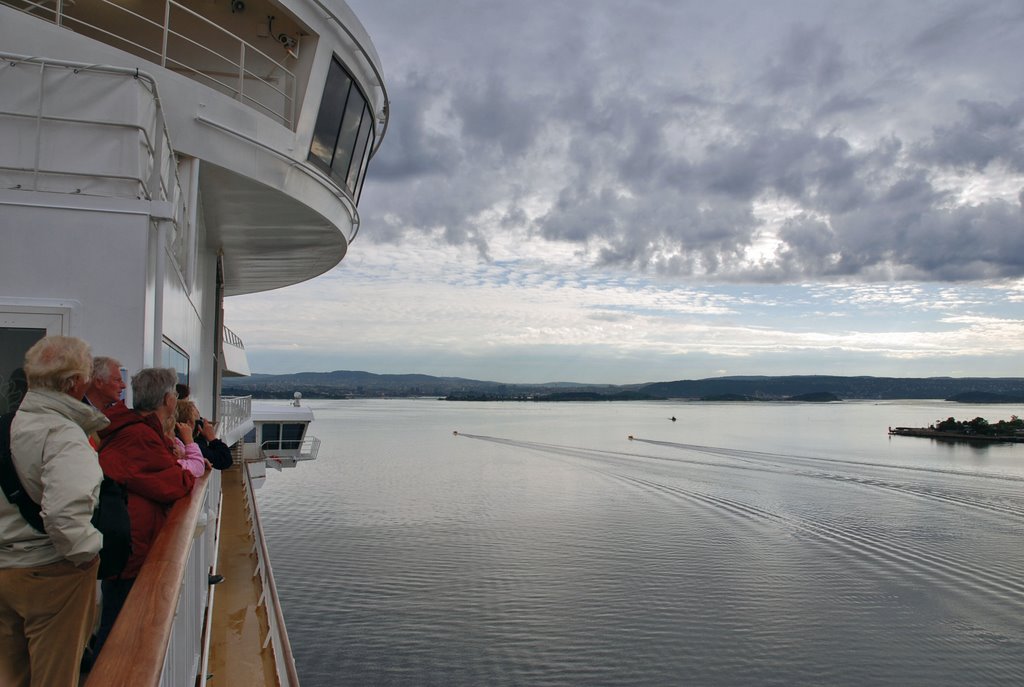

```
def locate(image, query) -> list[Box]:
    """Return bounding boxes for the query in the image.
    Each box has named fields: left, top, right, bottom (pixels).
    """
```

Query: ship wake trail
left=635, top=438, right=1024, bottom=483
left=457, top=432, right=1024, bottom=633
left=462, top=434, right=1024, bottom=520
left=633, top=437, right=1024, bottom=520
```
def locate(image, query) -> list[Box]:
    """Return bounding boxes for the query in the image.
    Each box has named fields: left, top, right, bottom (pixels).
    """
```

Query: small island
left=889, top=415, right=1024, bottom=443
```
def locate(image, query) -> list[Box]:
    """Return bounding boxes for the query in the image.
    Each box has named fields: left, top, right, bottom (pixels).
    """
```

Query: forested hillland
left=222, top=371, right=1024, bottom=402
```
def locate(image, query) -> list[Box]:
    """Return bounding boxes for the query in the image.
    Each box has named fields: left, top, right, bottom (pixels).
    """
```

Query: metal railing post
left=161, top=0, right=171, bottom=68
left=289, top=75, right=296, bottom=129
left=148, top=106, right=165, bottom=200
left=237, top=43, right=245, bottom=103
left=32, top=63, right=45, bottom=191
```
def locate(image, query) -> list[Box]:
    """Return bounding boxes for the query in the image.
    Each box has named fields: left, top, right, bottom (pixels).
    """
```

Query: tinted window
left=309, top=66, right=352, bottom=169
left=346, top=103, right=373, bottom=194
left=308, top=55, right=376, bottom=198
left=281, top=422, right=305, bottom=450
left=332, top=95, right=365, bottom=181
left=261, top=423, right=280, bottom=448
left=162, top=339, right=189, bottom=386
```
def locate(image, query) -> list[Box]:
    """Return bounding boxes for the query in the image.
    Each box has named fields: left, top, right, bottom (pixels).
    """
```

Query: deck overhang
left=200, top=163, right=348, bottom=296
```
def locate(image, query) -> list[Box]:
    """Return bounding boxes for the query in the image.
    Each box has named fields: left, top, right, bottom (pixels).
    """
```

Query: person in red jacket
left=92, top=367, right=195, bottom=657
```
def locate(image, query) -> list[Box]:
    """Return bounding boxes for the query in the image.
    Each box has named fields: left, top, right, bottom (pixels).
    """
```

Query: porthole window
left=308, top=55, right=375, bottom=199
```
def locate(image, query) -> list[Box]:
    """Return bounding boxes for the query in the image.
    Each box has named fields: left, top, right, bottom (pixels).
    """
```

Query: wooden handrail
left=85, top=471, right=211, bottom=687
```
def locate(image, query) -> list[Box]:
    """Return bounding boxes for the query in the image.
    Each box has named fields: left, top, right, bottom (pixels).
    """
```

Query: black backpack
left=0, top=411, right=132, bottom=579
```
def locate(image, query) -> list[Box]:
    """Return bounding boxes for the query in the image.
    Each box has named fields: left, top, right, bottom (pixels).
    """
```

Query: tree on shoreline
left=933, top=415, right=1022, bottom=436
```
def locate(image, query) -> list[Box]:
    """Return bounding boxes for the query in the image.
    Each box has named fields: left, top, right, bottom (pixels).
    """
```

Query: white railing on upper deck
left=0, top=0, right=297, bottom=127
left=221, top=325, right=251, bottom=377
left=218, top=394, right=253, bottom=447
left=223, top=325, right=246, bottom=350
left=0, top=53, right=182, bottom=209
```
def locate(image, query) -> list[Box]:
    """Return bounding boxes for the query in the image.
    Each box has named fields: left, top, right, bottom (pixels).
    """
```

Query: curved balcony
left=0, top=0, right=390, bottom=297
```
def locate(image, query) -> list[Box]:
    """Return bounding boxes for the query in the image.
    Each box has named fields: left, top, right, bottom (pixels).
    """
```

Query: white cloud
left=227, top=0, right=1024, bottom=381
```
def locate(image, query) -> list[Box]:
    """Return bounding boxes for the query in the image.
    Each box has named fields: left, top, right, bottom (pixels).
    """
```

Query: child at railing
left=173, top=400, right=208, bottom=478
left=175, top=386, right=233, bottom=470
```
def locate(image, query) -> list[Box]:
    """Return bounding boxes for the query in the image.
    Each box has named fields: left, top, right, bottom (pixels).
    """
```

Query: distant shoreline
left=223, top=373, right=1024, bottom=403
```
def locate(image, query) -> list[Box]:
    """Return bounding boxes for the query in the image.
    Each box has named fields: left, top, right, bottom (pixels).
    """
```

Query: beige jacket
left=0, top=388, right=109, bottom=567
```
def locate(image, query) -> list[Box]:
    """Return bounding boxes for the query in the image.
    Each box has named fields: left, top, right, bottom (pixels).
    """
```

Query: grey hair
left=23, top=336, right=92, bottom=393
left=91, top=356, right=122, bottom=382
left=131, top=367, right=178, bottom=411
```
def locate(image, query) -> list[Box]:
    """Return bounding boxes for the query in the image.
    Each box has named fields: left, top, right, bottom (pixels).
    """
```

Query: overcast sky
left=227, top=0, right=1024, bottom=384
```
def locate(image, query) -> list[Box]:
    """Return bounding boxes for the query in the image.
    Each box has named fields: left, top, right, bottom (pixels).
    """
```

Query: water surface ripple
left=259, top=400, right=1024, bottom=686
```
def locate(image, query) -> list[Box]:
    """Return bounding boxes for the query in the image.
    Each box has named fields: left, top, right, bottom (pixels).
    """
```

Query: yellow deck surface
left=207, top=464, right=278, bottom=686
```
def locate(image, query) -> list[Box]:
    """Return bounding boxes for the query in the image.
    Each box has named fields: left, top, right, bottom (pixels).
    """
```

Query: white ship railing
left=0, top=53, right=182, bottom=208
left=223, top=325, right=245, bottom=350
left=261, top=436, right=321, bottom=463
left=0, top=52, right=195, bottom=283
left=243, top=460, right=300, bottom=687
left=219, top=394, right=253, bottom=447
left=0, top=0, right=297, bottom=127
left=221, top=325, right=252, bottom=377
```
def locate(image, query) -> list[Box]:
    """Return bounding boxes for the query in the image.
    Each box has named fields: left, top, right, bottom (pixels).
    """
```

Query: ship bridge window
left=308, top=55, right=375, bottom=200
left=260, top=422, right=306, bottom=450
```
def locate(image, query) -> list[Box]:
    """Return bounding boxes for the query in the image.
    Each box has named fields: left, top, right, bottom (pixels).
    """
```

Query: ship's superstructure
left=0, top=1, right=388, bottom=684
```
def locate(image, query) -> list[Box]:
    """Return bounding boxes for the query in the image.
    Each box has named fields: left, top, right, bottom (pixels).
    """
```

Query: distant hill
left=642, top=375, right=1024, bottom=401
left=946, top=391, right=1024, bottom=404
left=222, top=370, right=623, bottom=399
left=222, top=370, right=1024, bottom=402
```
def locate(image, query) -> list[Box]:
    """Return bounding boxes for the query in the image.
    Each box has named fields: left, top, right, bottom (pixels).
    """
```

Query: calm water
left=257, top=399, right=1024, bottom=686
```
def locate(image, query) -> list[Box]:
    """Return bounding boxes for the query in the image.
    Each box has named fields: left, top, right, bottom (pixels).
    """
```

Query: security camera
left=277, top=33, right=298, bottom=49
left=230, top=1, right=245, bottom=13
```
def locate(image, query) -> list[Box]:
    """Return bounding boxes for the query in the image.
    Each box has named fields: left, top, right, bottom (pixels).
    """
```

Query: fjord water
left=257, top=399, right=1024, bottom=686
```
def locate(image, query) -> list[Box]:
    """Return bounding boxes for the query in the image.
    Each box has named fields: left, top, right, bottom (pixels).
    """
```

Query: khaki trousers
left=0, top=558, right=99, bottom=687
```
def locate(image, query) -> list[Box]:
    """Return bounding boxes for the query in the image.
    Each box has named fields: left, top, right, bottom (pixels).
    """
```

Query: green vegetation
left=933, top=415, right=1024, bottom=437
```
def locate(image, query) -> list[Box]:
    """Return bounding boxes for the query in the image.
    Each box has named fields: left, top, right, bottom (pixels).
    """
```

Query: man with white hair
left=0, top=336, right=108, bottom=687
left=83, top=357, right=126, bottom=411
